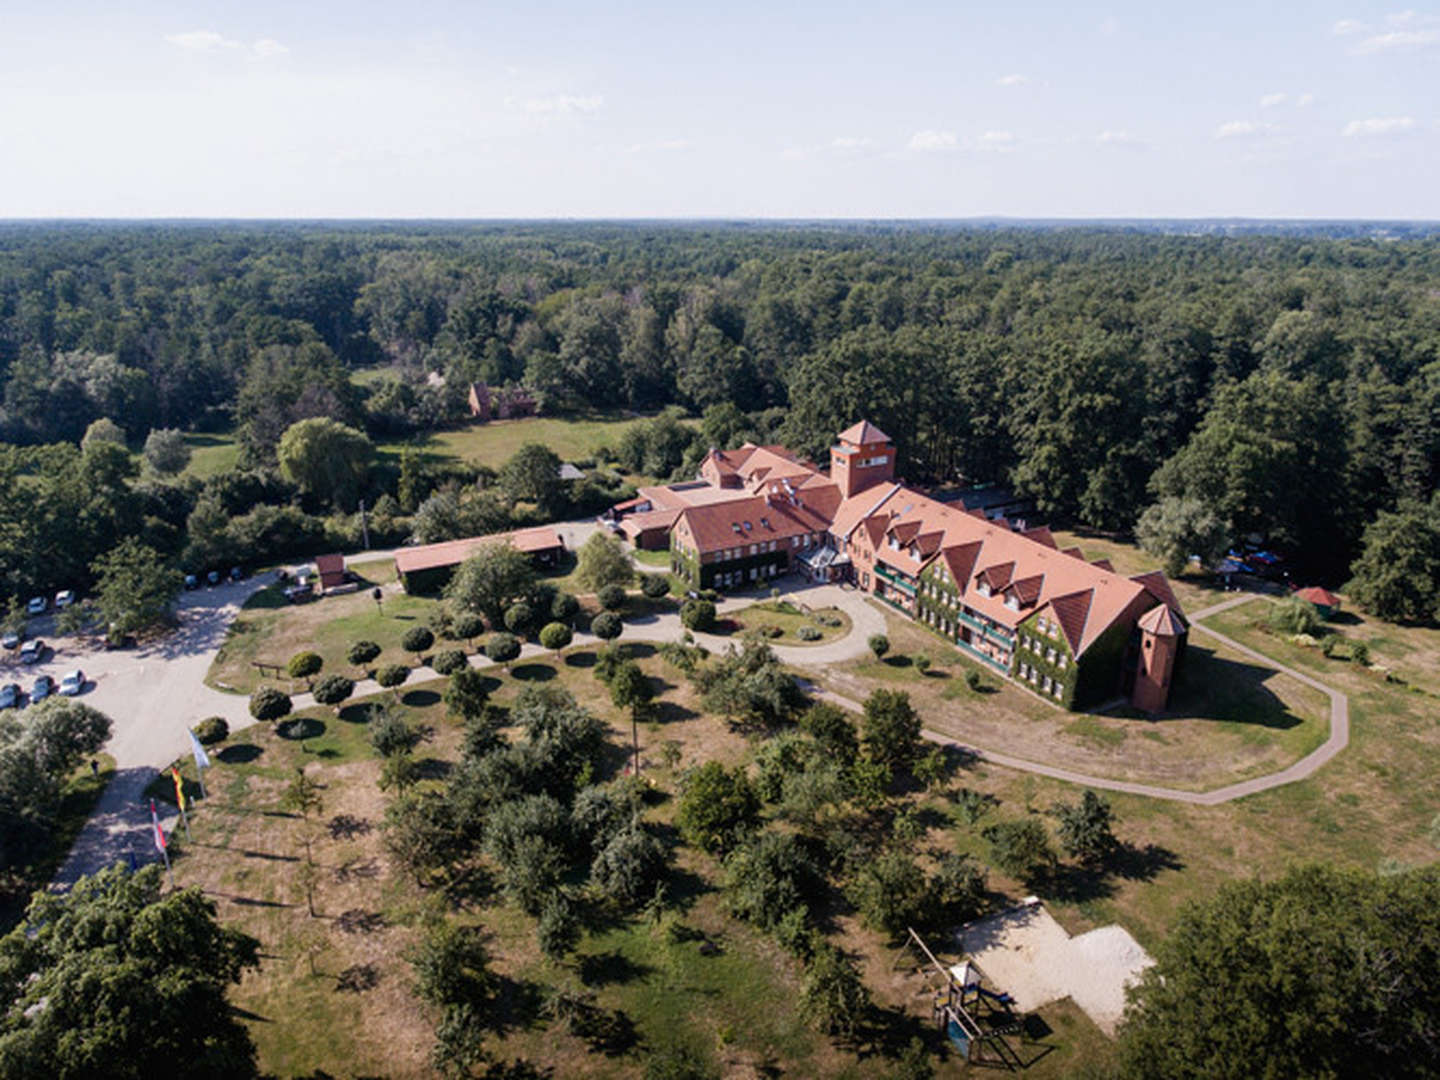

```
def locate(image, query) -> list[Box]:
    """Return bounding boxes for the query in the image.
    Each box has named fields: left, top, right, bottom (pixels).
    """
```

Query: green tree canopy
left=860, top=689, right=922, bottom=771
left=1118, top=864, right=1440, bottom=1080
left=1345, top=497, right=1440, bottom=624
left=91, top=538, right=182, bottom=637
left=576, top=532, right=635, bottom=591
left=1136, top=496, right=1230, bottom=577
left=445, top=541, right=537, bottom=623
left=275, top=416, right=374, bottom=510
left=498, top=442, right=564, bottom=513
left=677, top=761, right=759, bottom=854
left=0, top=864, right=261, bottom=1079
left=0, top=700, right=112, bottom=869
left=141, top=428, right=191, bottom=475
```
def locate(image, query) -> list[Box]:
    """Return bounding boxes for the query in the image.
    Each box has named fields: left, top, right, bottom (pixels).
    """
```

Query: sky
left=0, top=1, right=1436, bottom=219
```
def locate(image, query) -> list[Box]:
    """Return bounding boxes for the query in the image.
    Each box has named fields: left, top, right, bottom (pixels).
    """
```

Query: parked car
left=207, top=570, right=221, bottom=586
left=0, top=683, right=20, bottom=709
left=1, top=630, right=20, bottom=650
left=282, top=582, right=316, bottom=603
left=26, top=596, right=46, bottom=616
left=230, top=566, right=245, bottom=582
left=30, top=674, right=54, bottom=702
left=19, top=639, right=44, bottom=664
left=55, top=590, right=75, bottom=609
left=59, top=670, right=85, bottom=696
left=184, top=574, right=199, bottom=590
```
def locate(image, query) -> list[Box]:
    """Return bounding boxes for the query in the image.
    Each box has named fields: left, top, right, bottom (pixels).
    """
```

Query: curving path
left=809, top=591, right=1350, bottom=807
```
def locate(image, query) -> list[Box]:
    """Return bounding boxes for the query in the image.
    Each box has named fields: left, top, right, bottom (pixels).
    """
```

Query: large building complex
left=606, top=421, right=1187, bottom=712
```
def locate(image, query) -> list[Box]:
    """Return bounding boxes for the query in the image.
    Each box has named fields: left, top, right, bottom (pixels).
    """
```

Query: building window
left=1058, top=656, right=1067, bottom=670
left=749, top=544, right=757, bottom=555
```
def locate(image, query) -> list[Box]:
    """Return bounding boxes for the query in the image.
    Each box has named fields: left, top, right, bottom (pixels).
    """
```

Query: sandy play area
left=956, top=899, right=1153, bottom=1035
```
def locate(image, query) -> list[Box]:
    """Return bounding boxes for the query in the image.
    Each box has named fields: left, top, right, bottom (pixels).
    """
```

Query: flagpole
left=178, top=800, right=191, bottom=841
left=161, top=841, right=174, bottom=888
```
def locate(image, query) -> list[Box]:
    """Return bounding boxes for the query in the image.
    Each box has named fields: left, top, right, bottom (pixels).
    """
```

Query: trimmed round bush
left=597, top=584, right=627, bottom=611
left=815, top=613, right=843, bottom=628
left=965, top=669, right=983, bottom=691
left=193, top=716, right=229, bottom=744
left=551, top=591, right=580, bottom=622
left=431, top=649, right=467, bottom=675
left=591, top=611, right=623, bottom=642
left=313, top=674, right=355, bottom=707
left=867, top=634, right=890, bottom=660
left=249, top=687, right=292, bottom=722
left=796, top=625, right=822, bottom=642
left=453, top=613, right=486, bottom=642
left=287, top=651, right=323, bottom=681
left=376, top=664, right=410, bottom=689
left=640, top=575, right=670, bottom=599
left=401, top=626, right=435, bottom=657
left=348, top=640, right=381, bottom=668
left=504, top=602, right=534, bottom=635
left=679, top=599, right=716, bottom=632
left=915, top=657, right=932, bottom=675
left=539, top=622, right=573, bottom=652
left=754, top=624, right=783, bottom=639
left=485, top=632, right=522, bottom=665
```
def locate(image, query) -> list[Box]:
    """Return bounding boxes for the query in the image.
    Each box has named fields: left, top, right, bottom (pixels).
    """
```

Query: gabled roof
left=395, top=526, right=563, bottom=575
left=940, top=541, right=984, bottom=585
left=1021, top=526, right=1057, bottom=549
left=1091, top=558, right=1116, bottom=572
left=1137, top=604, right=1187, bottom=637
left=837, top=420, right=891, bottom=445
left=674, top=496, right=829, bottom=552
left=977, top=562, right=1015, bottom=591
left=1046, top=590, right=1095, bottom=654
left=1296, top=585, right=1341, bottom=607
left=1005, top=573, right=1045, bottom=608
left=1130, top=571, right=1188, bottom=624
left=1062, top=546, right=1086, bottom=560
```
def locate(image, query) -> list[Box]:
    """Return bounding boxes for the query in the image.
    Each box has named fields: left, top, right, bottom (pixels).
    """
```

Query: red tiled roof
left=314, top=554, right=345, bottom=575
left=1021, top=526, right=1057, bottom=549
left=618, top=508, right=681, bottom=538
left=395, top=526, right=563, bottom=575
left=1005, top=573, right=1045, bottom=608
left=1091, top=558, right=1116, bottom=572
left=1296, top=586, right=1341, bottom=607
left=1062, top=546, right=1086, bottom=559
left=837, top=420, right=892, bottom=445
left=1130, top=571, right=1188, bottom=624
left=1047, top=590, right=1095, bottom=654
left=978, top=561, right=1015, bottom=591
left=674, top=497, right=829, bottom=552
left=1137, top=605, right=1187, bottom=637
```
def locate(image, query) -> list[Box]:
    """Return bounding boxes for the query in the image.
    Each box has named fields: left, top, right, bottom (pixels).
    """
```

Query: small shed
left=314, top=554, right=348, bottom=591
left=1295, top=586, right=1341, bottom=619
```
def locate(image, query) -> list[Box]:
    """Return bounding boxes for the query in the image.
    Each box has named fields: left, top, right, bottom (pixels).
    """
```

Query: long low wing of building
left=395, top=526, right=565, bottom=594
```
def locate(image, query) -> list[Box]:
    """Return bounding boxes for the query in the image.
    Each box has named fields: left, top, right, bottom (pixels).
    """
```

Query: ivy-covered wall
left=670, top=538, right=788, bottom=590
left=1072, top=617, right=1132, bottom=709
left=1013, top=616, right=1079, bottom=708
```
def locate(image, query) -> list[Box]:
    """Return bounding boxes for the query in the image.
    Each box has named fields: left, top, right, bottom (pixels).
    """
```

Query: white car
left=59, top=670, right=85, bottom=696
left=26, top=596, right=46, bottom=616
left=19, top=639, right=43, bottom=664
left=55, top=590, right=75, bottom=609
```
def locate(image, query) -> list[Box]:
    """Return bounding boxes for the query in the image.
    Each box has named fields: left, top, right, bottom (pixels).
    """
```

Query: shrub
left=485, top=632, right=522, bottom=666
left=724, top=831, right=824, bottom=930
left=914, top=656, right=931, bottom=675
left=287, top=651, right=322, bottom=681
left=312, top=674, right=355, bottom=707
left=370, top=707, right=417, bottom=757
left=753, top=624, right=783, bottom=639
left=401, top=625, right=435, bottom=659
left=376, top=664, right=410, bottom=688
left=814, top=613, right=842, bottom=628
left=800, top=943, right=871, bottom=1039
left=677, top=761, right=759, bottom=854
left=1269, top=595, right=1323, bottom=637
left=597, top=584, right=627, bottom=611
left=504, top=602, right=534, bottom=635
left=431, top=649, right=467, bottom=675
left=591, top=824, right=668, bottom=907
left=192, top=716, right=229, bottom=744
left=550, top=591, right=580, bottom=622
left=347, top=640, right=381, bottom=668
left=796, top=625, right=822, bottom=641
left=867, top=634, right=890, bottom=660
left=679, top=599, right=716, bottom=632
left=537, top=621, right=572, bottom=652
left=861, top=689, right=922, bottom=771
left=591, top=612, right=623, bottom=642
left=965, top=669, right=982, bottom=692
left=983, top=817, right=1055, bottom=881
left=1350, top=640, right=1371, bottom=666
left=249, top=687, right=292, bottom=722
left=1053, top=789, right=1117, bottom=864
left=452, top=612, right=486, bottom=644
left=445, top=665, right=492, bottom=723
left=846, top=849, right=930, bottom=938
left=641, top=574, right=671, bottom=599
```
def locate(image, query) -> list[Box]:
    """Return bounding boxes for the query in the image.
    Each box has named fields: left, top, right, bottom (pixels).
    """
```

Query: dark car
left=230, top=566, right=245, bottom=582
left=207, top=570, right=221, bottom=586
left=0, top=683, right=20, bottom=709
left=184, top=573, right=199, bottom=590
left=30, top=674, right=54, bottom=703
left=1, top=630, right=20, bottom=650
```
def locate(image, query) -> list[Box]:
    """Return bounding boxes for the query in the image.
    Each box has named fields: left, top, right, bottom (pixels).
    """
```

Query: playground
left=957, top=900, right=1154, bottom=1036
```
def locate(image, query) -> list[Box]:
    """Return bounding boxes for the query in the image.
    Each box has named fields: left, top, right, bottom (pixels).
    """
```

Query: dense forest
left=1, top=222, right=1438, bottom=602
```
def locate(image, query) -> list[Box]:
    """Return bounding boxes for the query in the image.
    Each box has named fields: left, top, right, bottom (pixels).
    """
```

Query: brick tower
left=831, top=420, right=895, bottom=499
left=1131, top=604, right=1186, bottom=713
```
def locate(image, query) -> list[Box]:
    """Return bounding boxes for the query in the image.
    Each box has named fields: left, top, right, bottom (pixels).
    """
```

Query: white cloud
left=1215, top=120, right=1273, bottom=139
left=1339, top=11, right=1440, bottom=52
left=1332, top=17, right=1366, bottom=35
left=628, top=138, right=691, bottom=153
left=1297, top=92, right=1316, bottom=107
left=978, top=130, right=1017, bottom=150
left=831, top=136, right=872, bottom=149
left=996, top=73, right=1028, bottom=86
left=164, top=31, right=289, bottom=59
left=1260, top=92, right=1287, bottom=108
left=1342, top=115, right=1417, bottom=136
left=1098, top=16, right=1119, bottom=36
left=516, top=94, right=604, bottom=114
left=1354, top=27, right=1440, bottom=50
left=908, top=129, right=957, bottom=151
left=164, top=30, right=238, bottom=51
left=1096, top=129, right=1145, bottom=148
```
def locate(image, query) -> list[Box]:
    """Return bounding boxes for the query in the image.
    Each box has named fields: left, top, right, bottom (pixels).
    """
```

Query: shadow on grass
left=415, top=757, right=454, bottom=781
left=578, top=950, right=655, bottom=988
left=217, top=743, right=263, bottom=764
left=1110, top=841, right=1184, bottom=882
left=278, top=717, right=326, bottom=741
left=1161, top=643, right=1306, bottom=730
left=566, top=650, right=597, bottom=668
left=883, top=655, right=913, bottom=668
left=401, top=688, right=441, bottom=708
left=512, top=663, right=556, bottom=682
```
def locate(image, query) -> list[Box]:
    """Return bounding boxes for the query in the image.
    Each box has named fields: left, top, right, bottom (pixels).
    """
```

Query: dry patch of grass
left=722, top=600, right=852, bottom=647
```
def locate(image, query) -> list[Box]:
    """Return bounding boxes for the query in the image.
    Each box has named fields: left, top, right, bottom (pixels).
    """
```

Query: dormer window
left=760, top=517, right=770, bottom=528
left=976, top=582, right=991, bottom=597
left=1005, top=594, right=1020, bottom=611
left=743, top=521, right=752, bottom=531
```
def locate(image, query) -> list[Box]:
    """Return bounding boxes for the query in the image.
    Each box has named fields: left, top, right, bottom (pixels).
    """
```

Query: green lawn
left=181, top=431, right=242, bottom=478
left=721, top=599, right=854, bottom=647
left=376, top=413, right=678, bottom=471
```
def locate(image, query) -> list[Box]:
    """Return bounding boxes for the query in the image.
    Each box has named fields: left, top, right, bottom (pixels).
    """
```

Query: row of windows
left=1018, top=662, right=1065, bottom=700
left=715, top=532, right=821, bottom=562
left=715, top=564, right=780, bottom=587
left=1019, top=634, right=1067, bottom=669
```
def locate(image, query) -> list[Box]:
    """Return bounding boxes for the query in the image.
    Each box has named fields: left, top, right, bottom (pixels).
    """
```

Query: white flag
left=188, top=729, right=211, bottom=771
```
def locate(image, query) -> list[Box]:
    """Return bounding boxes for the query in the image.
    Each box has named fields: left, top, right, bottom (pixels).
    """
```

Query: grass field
left=720, top=599, right=854, bottom=647
left=181, top=431, right=243, bottom=478
left=376, top=413, right=680, bottom=472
